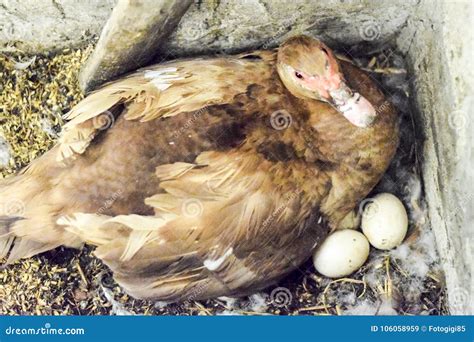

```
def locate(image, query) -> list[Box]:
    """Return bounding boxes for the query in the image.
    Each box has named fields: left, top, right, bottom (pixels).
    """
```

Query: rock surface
left=395, top=0, right=473, bottom=315
left=0, top=0, right=411, bottom=54
left=161, top=0, right=412, bottom=56
left=79, top=0, right=192, bottom=91
left=0, top=0, right=117, bottom=53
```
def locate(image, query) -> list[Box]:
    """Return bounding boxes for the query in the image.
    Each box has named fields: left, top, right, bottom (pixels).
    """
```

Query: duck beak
left=327, top=83, right=377, bottom=128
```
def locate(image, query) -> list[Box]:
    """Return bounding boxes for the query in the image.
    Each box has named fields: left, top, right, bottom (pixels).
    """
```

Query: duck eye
left=294, top=71, right=304, bottom=79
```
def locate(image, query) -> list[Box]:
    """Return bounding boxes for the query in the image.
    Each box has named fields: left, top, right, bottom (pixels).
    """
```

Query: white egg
left=313, top=230, right=370, bottom=278
left=337, top=210, right=361, bottom=230
left=361, top=193, right=408, bottom=250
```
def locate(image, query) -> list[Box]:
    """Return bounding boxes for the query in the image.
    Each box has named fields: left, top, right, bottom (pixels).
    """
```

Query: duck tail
left=0, top=170, right=65, bottom=265
left=0, top=216, right=20, bottom=260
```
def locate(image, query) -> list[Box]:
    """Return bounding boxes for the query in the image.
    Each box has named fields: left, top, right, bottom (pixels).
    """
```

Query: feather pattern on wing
left=57, top=53, right=275, bottom=163
left=60, top=149, right=329, bottom=300
left=0, top=37, right=399, bottom=302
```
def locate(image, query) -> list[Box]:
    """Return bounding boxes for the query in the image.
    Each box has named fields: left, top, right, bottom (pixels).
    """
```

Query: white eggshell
left=313, top=230, right=370, bottom=278
left=337, top=210, right=361, bottom=230
left=361, top=193, right=408, bottom=250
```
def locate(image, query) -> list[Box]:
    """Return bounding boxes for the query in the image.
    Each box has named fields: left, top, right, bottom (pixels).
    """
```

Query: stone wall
left=161, top=0, right=412, bottom=55
left=0, top=0, right=117, bottom=52
left=395, top=0, right=473, bottom=315
left=1, top=0, right=411, bottom=54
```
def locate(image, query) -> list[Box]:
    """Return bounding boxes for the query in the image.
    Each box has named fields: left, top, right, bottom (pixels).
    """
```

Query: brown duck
left=0, top=35, right=398, bottom=301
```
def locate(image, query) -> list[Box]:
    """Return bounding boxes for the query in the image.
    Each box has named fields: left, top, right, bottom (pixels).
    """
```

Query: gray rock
left=395, top=0, right=473, bottom=315
left=0, top=0, right=412, bottom=55
left=78, top=0, right=412, bottom=90
left=162, top=0, right=412, bottom=56
left=79, top=0, right=193, bottom=92
left=0, top=0, right=117, bottom=53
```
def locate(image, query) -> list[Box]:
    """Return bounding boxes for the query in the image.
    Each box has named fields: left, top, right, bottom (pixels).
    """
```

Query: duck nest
left=0, top=44, right=448, bottom=315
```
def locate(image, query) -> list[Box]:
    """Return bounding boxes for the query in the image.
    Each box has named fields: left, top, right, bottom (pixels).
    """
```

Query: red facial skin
left=294, top=45, right=344, bottom=101
left=300, top=72, right=343, bottom=100
left=294, top=48, right=377, bottom=128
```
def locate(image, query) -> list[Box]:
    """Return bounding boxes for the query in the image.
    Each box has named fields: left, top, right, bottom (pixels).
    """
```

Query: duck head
left=277, top=35, right=377, bottom=128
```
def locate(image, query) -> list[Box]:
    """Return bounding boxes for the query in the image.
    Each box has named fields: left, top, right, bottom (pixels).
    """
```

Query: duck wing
left=0, top=50, right=280, bottom=266
left=57, top=51, right=276, bottom=163
left=60, top=149, right=329, bottom=301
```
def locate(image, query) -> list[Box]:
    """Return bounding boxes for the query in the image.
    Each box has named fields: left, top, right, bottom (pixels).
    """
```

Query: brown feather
left=0, top=37, right=399, bottom=301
